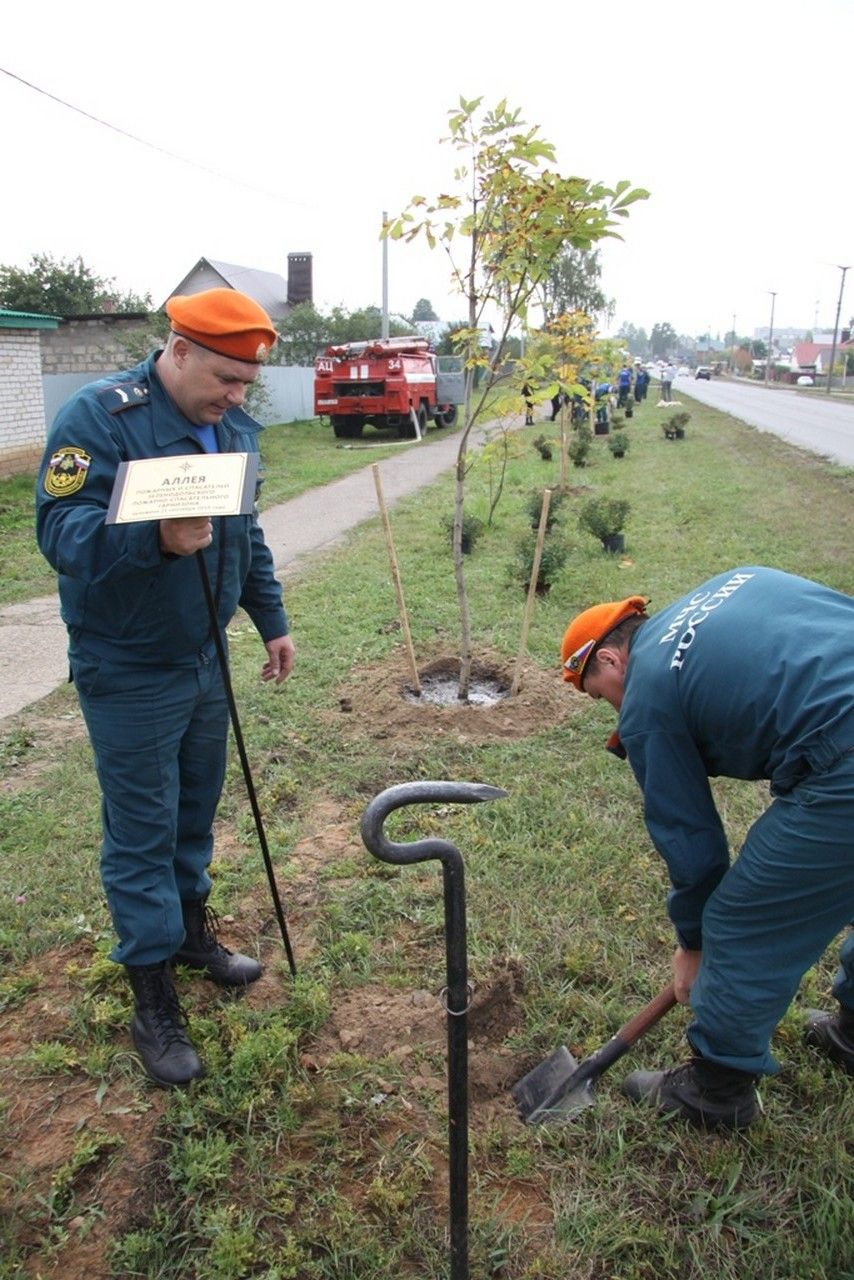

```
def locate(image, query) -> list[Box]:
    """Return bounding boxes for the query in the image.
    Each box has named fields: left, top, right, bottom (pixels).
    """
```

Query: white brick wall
left=0, top=329, right=48, bottom=475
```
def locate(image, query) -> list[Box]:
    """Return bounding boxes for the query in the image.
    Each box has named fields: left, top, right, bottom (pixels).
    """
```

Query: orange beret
left=561, top=596, right=648, bottom=690
left=166, top=288, right=277, bottom=363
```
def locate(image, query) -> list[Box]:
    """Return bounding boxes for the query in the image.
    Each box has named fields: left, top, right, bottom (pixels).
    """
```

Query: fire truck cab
left=314, top=337, right=464, bottom=439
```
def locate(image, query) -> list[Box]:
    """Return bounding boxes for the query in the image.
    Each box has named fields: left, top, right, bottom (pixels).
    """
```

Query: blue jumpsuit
left=36, top=353, right=288, bottom=966
left=617, top=567, right=854, bottom=1075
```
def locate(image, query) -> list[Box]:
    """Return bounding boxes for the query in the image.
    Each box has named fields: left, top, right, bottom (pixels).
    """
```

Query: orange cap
left=561, top=595, right=648, bottom=689
left=166, top=288, right=277, bottom=363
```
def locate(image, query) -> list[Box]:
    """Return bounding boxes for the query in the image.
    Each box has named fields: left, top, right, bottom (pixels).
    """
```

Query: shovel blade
left=511, top=1046, right=596, bottom=1125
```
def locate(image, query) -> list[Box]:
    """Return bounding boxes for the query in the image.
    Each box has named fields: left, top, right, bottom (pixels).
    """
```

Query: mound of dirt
left=330, top=648, right=581, bottom=746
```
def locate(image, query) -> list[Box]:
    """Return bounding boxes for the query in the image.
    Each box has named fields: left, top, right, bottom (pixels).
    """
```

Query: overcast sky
left=3, top=0, right=851, bottom=342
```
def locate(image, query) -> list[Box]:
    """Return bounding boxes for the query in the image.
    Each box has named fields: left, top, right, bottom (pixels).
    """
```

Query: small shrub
left=532, top=434, right=553, bottom=460
left=568, top=435, right=590, bottom=467
left=514, top=533, right=570, bottom=594
left=608, top=431, right=630, bottom=457
left=663, top=410, right=690, bottom=440
left=524, top=487, right=566, bottom=531
left=441, top=512, right=485, bottom=553
left=578, top=495, right=630, bottom=547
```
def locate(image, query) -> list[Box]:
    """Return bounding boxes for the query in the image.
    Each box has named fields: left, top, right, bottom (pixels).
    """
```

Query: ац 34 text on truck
left=314, top=338, right=464, bottom=439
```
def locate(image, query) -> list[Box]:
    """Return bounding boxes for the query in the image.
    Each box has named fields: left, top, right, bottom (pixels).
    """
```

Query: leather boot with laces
left=173, top=898, right=262, bottom=987
left=127, top=961, right=204, bottom=1088
left=622, top=1056, right=759, bottom=1130
left=804, top=1005, right=854, bottom=1075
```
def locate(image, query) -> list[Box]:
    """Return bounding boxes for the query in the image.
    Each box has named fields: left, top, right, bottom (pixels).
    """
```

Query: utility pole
left=764, top=292, right=777, bottom=388
left=731, top=313, right=737, bottom=375
left=381, top=210, right=390, bottom=340
left=825, top=265, right=850, bottom=396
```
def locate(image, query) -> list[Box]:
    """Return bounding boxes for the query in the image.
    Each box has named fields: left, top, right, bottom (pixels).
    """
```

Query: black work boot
left=622, top=1056, right=759, bottom=1130
left=127, top=961, right=204, bottom=1088
left=804, top=1005, right=854, bottom=1075
left=173, top=898, right=262, bottom=987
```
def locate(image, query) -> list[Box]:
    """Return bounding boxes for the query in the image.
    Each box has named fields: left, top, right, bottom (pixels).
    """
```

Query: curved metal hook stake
left=360, top=778, right=507, bottom=1280
left=360, top=779, right=507, bottom=868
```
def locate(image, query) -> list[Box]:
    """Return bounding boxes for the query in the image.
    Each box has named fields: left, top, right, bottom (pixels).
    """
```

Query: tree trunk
left=559, top=397, right=568, bottom=490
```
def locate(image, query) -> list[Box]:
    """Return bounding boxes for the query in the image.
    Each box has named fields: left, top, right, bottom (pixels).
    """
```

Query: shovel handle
left=616, top=983, right=678, bottom=1048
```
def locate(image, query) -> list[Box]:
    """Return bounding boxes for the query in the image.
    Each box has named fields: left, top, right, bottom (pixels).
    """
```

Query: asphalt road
left=672, top=375, right=854, bottom=466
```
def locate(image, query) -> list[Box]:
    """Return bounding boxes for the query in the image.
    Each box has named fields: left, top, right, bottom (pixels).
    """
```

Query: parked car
left=695, top=366, right=711, bottom=380
left=796, top=375, right=814, bottom=387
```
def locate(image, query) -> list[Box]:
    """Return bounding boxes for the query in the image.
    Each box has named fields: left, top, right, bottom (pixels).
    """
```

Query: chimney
left=287, top=253, right=313, bottom=307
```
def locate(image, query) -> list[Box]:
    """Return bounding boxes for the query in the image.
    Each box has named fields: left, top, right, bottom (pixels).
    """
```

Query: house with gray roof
left=164, top=253, right=313, bottom=319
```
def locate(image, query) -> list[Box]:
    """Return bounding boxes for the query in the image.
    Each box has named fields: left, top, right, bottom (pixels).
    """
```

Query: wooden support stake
left=510, top=488, right=551, bottom=697
left=372, top=464, right=422, bottom=696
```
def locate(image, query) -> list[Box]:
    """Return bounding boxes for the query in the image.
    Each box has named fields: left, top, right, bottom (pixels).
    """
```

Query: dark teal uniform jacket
left=618, top=566, right=854, bottom=950
left=36, top=352, right=287, bottom=663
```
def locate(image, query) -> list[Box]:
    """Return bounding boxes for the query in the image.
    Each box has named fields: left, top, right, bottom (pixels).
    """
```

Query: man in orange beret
left=561, top=566, right=854, bottom=1129
left=37, top=289, right=294, bottom=1087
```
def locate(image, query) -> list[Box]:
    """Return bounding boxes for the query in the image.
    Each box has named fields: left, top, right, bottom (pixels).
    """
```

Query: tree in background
left=650, top=321, right=677, bottom=358
left=411, top=297, right=439, bottom=322
left=539, top=246, right=611, bottom=325
left=273, top=303, right=331, bottom=366
left=389, top=95, right=647, bottom=697
left=615, top=321, right=650, bottom=358
left=0, top=252, right=151, bottom=316
left=273, top=303, right=412, bottom=365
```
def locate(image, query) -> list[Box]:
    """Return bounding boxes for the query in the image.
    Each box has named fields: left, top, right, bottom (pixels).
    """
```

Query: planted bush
left=663, top=411, right=690, bottom=440
left=608, top=431, right=630, bottom=457
left=441, top=511, right=485, bottom=554
left=532, top=434, right=554, bottom=461
left=568, top=435, right=591, bottom=467
left=524, top=487, right=566, bottom=531
left=514, top=532, right=570, bottom=594
left=578, top=495, right=630, bottom=553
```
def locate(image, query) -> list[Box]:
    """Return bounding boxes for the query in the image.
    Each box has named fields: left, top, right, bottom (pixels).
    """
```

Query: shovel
left=512, top=983, right=677, bottom=1125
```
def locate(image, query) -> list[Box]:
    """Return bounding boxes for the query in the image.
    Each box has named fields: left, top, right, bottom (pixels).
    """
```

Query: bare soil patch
left=330, top=646, right=581, bottom=747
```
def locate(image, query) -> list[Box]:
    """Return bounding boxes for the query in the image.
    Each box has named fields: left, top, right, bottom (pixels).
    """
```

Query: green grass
left=1, top=394, right=852, bottom=1278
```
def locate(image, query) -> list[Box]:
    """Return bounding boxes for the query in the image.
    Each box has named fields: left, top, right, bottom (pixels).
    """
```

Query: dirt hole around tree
left=332, top=647, right=583, bottom=745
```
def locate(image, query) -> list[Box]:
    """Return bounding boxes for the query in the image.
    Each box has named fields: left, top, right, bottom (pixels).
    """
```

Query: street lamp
left=825, top=265, right=850, bottom=396
left=764, top=292, right=777, bottom=388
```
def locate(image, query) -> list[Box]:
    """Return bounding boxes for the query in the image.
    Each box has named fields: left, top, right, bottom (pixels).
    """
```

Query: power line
left=0, top=64, right=311, bottom=208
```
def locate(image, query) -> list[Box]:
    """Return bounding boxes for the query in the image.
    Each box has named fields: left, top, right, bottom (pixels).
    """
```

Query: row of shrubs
left=442, top=401, right=691, bottom=592
left=442, top=489, right=630, bottom=593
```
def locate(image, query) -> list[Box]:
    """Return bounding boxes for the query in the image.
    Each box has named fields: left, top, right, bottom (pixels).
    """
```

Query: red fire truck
left=314, top=338, right=463, bottom=439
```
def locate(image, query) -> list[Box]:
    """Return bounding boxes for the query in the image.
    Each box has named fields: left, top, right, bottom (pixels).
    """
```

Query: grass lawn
left=0, top=394, right=852, bottom=1279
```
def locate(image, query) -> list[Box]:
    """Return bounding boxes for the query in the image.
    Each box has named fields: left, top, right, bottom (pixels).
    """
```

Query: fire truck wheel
left=437, top=406, right=458, bottom=428
left=331, top=415, right=363, bottom=439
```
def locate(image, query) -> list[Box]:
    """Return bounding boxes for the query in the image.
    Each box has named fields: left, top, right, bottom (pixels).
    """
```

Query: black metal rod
left=361, top=780, right=507, bottom=1280
left=196, top=551, right=297, bottom=977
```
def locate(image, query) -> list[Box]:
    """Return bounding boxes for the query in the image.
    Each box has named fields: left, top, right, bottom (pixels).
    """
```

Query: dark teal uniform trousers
left=72, top=648, right=229, bottom=966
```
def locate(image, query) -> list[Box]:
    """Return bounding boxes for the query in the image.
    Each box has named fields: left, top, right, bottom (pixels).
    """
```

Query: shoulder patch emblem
left=44, top=446, right=92, bottom=498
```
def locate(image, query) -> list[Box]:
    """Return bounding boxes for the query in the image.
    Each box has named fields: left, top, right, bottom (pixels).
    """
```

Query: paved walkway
left=0, top=425, right=487, bottom=724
